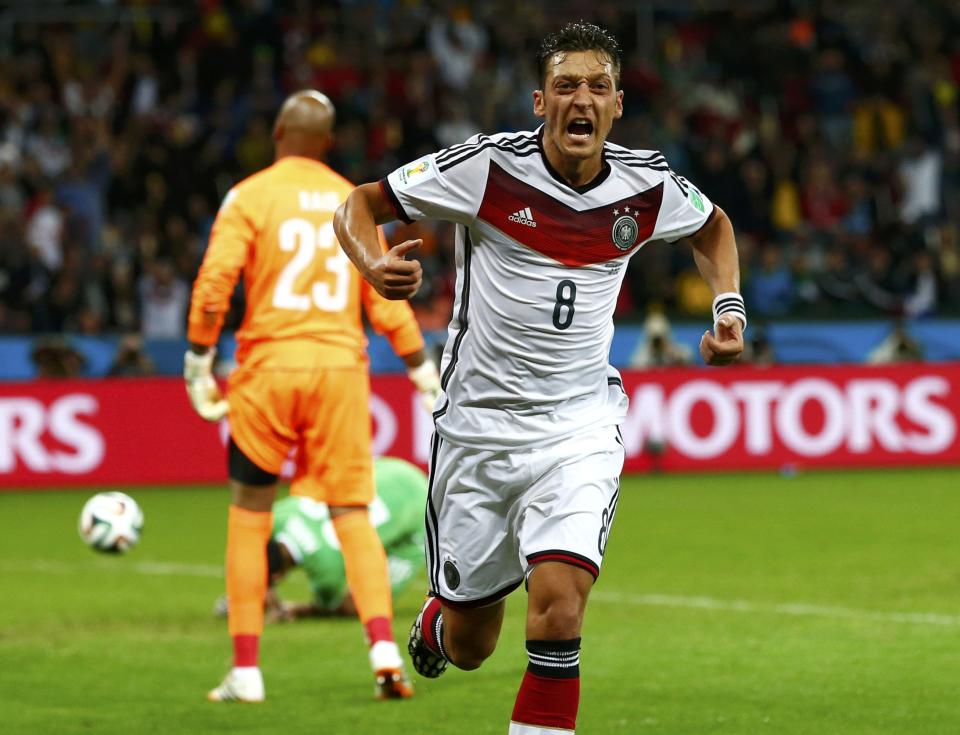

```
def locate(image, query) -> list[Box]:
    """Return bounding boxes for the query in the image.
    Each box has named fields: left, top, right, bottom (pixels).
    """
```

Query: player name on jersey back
left=298, top=190, right=341, bottom=211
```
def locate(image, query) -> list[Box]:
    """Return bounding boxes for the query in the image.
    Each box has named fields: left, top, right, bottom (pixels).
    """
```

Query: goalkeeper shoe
left=407, top=596, right=448, bottom=679
left=207, top=667, right=265, bottom=703
left=369, top=640, right=414, bottom=700
left=374, top=667, right=415, bottom=700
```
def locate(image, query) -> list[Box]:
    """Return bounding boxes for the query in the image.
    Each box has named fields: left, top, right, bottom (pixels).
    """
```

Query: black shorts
left=227, top=438, right=278, bottom=486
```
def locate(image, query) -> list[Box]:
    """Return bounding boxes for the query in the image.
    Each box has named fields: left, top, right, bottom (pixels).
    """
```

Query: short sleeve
left=380, top=136, right=491, bottom=226
left=652, top=171, right=716, bottom=243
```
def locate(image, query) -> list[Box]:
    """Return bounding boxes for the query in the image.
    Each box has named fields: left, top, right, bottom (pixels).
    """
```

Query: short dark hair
left=536, top=22, right=622, bottom=88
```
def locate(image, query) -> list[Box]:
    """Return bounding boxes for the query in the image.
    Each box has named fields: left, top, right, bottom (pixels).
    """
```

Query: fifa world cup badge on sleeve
left=689, top=188, right=705, bottom=213
left=396, top=156, right=436, bottom=189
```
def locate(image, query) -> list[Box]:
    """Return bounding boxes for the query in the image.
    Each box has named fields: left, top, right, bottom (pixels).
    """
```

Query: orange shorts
left=227, top=365, right=374, bottom=506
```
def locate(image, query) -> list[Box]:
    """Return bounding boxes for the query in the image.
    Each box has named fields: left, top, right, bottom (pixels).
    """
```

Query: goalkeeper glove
left=408, top=358, right=442, bottom=413
left=183, top=349, right=228, bottom=422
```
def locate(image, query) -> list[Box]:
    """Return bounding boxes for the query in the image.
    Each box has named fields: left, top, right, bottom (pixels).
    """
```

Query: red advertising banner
left=616, top=363, right=960, bottom=472
left=1, top=364, right=958, bottom=489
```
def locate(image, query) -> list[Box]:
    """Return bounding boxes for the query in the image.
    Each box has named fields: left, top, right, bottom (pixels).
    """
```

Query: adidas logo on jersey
left=508, top=207, right=537, bottom=227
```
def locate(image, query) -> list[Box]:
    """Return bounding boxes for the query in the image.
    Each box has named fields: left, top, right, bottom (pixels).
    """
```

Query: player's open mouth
left=566, top=118, right=594, bottom=141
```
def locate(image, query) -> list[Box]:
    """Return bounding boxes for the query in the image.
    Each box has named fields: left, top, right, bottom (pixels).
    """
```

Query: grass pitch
left=1, top=468, right=958, bottom=734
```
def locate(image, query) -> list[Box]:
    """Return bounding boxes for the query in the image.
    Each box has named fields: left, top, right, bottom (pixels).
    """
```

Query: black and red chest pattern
left=476, top=161, right=664, bottom=267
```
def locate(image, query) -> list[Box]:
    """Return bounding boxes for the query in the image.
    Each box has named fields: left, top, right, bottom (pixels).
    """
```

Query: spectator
left=855, top=247, right=903, bottom=314
left=748, top=247, right=795, bottom=317
left=108, top=258, right=139, bottom=332
left=789, top=251, right=822, bottom=316
left=25, top=185, right=63, bottom=273
left=730, top=157, right=773, bottom=240
left=840, top=171, right=876, bottom=237
left=817, top=247, right=861, bottom=314
left=1, top=1, right=960, bottom=339
left=24, top=110, right=71, bottom=179
left=139, top=258, right=188, bottom=339
left=801, top=157, right=846, bottom=234
left=44, top=263, right=85, bottom=331
left=852, top=63, right=906, bottom=158
left=30, top=336, right=85, bottom=378
left=428, top=11, right=488, bottom=92
left=107, top=333, right=156, bottom=377
left=742, top=326, right=776, bottom=366
left=898, top=134, right=943, bottom=227
left=866, top=322, right=924, bottom=364
left=235, top=116, right=274, bottom=175
left=903, top=251, right=939, bottom=318
left=55, top=136, right=110, bottom=253
left=630, top=311, right=693, bottom=368
left=934, top=225, right=960, bottom=310
left=434, top=99, right=481, bottom=150
left=0, top=160, right=25, bottom=214
left=0, top=209, right=33, bottom=330
left=810, top=48, right=856, bottom=149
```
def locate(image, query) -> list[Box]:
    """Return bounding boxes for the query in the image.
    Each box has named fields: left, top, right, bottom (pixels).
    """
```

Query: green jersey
left=271, top=457, right=428, bottom=610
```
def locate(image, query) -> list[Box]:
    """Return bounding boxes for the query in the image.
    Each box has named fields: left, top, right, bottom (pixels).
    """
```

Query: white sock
left=508, top=723, right=574, bottom=735
left=230, top=666, right=261, bottom=681
left=369, top=640, right=403, bottom=671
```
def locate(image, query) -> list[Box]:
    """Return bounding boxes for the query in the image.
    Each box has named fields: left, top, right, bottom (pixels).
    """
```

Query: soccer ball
left=78, top=492, right=144, bottom=553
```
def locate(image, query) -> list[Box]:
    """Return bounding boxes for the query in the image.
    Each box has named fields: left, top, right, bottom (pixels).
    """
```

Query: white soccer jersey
left=382, top=126, right=715, bottom=448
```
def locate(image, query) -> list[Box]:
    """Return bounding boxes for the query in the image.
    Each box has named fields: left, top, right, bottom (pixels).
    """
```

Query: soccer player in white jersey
left=334, top=22, right=745, bottom=735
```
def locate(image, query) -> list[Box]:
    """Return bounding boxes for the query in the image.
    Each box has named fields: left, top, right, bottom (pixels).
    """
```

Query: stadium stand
left=1, top=1, right=959, bottom=349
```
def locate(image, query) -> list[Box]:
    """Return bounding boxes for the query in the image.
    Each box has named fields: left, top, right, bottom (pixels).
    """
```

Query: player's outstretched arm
left=335, top=183, right=423, bottom=300
left=687, top=206, right=746, bottom=366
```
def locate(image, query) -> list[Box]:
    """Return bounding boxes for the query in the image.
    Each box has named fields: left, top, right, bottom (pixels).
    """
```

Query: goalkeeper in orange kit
left=184, top=90, right=439, bottom=703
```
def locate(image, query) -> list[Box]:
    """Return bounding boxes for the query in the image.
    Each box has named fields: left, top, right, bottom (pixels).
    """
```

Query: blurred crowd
left=2, top=0, right=960, bottom=341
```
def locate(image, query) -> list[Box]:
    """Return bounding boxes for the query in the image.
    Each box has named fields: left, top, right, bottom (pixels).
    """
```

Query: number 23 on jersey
left=272, top=218, right=350, bottom=312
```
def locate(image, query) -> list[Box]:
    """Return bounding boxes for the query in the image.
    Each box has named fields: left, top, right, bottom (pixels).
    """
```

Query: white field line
left=3, top=560, right=957, bottom=627
left=591, top=590, right=960, bottom=627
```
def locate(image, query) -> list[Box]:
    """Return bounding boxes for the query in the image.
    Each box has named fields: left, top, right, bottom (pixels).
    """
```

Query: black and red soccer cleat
left=407, top=596, right=448, bottom=679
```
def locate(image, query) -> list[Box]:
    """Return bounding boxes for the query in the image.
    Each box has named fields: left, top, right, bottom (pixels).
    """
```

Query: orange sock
left=332, top=510, right=393, bottom=638
left=226, top=505, right=273, bottom=649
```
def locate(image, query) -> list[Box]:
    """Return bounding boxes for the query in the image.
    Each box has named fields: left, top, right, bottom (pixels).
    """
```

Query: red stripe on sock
left=364, top=616, right=394, bottom=646
left=420, top=597, right=444, bottom=654
left=233, top=634, right=259, bottom=668
left=511, top=670, right=579, bottom=730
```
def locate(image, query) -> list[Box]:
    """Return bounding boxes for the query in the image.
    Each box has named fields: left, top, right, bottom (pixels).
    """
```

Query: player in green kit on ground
left=215, top=457, right=428, bottom=621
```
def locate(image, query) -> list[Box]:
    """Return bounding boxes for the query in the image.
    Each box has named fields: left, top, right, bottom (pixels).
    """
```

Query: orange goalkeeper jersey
left=187, top=156, right=424, bottom=368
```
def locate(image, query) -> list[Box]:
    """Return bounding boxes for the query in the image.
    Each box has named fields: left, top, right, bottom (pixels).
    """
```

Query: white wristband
left=712, top=292, right=747, bottom=331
